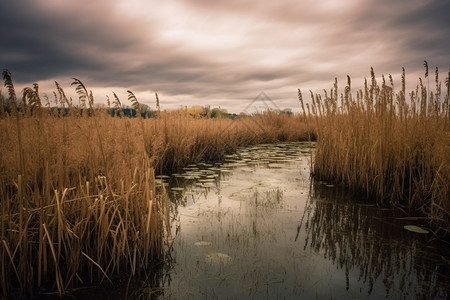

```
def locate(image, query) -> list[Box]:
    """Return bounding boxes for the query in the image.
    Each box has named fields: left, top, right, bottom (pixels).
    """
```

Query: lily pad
left=404, top=225, right=429, bottom=234
left=194, top=241, right=212, bottom=246
left=205, top=252, right=232, bottom=265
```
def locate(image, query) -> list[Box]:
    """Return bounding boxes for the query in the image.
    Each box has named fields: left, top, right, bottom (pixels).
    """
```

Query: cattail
left=23, top=84, right=42, bottom=114
left=344, top=75, right=351, bottom=112
left=298, top=88, right=306, bottom=119
left=389, top=74, right=394, bottom=89
left=112, top=92, right=123, bottom=117
left=155, top=92, right=160, bottom=111
left=2, top=69, right=18, bottom=114
left=128, top=90, right=140, bottom=118
left=424, top=60, right=429, bottom=78
left=312, top=65, right=449, bottom=238
left=71, top=78, right=89, bottom=109
left=435, top=67, right=440, bottom=102
left=401, top=68, right=405, bottom=93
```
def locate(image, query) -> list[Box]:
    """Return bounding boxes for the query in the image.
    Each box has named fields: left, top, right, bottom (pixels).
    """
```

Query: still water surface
left=71, top=142, right=449, bottom=299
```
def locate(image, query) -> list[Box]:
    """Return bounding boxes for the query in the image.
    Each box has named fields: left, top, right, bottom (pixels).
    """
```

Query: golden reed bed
left=299, top=65, right=450, bottom=239
left=0, top=70, right=312, bottom=297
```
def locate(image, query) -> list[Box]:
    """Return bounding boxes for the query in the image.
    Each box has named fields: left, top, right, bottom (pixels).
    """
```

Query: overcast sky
left=1, top=0, right=449, bottom=112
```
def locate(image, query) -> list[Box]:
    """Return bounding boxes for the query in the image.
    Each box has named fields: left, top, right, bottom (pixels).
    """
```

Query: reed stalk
left=0, top=71, right=313, bottom=297
left=300, top=67, right=450, bottom=238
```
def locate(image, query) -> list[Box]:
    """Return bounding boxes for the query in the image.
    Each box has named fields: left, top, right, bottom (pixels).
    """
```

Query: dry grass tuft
left=0, top=70, right=312, bottom=297
left=300, top=66, right=450, bottom=238
left=0, top=72, right=167, bottom=298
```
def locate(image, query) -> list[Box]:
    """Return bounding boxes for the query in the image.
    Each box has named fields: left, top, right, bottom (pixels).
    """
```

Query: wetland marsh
left=2, top=68, right=449, bottom=299
left=88, top=142, right=449, bottom=299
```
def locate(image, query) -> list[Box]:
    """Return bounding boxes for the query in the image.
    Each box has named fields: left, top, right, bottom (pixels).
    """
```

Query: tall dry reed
left=0, top=71, right=170, bottom=298
left=147, top=109, right=314, bottom=174
left=0, top=70, right=312, bottom=297
left=299, top=66, right=450, bottom=238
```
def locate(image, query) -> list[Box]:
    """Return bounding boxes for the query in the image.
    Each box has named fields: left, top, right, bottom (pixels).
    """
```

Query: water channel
left=69, top=142, right=449, bottom=299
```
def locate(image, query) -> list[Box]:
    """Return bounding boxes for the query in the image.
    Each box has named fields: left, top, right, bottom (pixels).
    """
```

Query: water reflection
left=303, top=181, right=450, bottom=299
left=161, top=142, right=314, bottom=299
left=159, top=142, right=450, bottom=299
left=66, top=142, right=449, bottom=299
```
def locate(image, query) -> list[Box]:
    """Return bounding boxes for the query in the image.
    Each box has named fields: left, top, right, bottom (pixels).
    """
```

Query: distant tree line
left=0, top=96, right=295, bottom=119
left=0, top=97, right=157, bottom=118
left=2, top=70, right=299, bottom=120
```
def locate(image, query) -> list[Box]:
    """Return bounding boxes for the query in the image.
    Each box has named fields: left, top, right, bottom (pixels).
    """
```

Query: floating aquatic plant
left=404, top=225, right=429, bottom=234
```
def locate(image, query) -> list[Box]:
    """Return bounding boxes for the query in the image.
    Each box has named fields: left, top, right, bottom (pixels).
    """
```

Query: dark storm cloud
left=0, top=4, right=85, bottom=80
left=395, top=1, right=450, bottom=62
left=349, top=0, right=450, bottom=69
left=1, top=0, right=449, bottom=111
left=0, top=0, right=166, bottom=82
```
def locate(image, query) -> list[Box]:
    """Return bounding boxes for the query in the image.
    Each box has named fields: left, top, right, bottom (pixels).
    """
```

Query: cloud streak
left=1, top=0, right=449, bottom=111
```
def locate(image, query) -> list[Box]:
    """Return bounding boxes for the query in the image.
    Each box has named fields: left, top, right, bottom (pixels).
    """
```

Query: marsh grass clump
left=0, top=70, right=312, bottom=297
left=299, top=65, right=450, bottom=238
left=144, top=105, right=314, bottom=175
left=0, top=71, right=170, bottom=298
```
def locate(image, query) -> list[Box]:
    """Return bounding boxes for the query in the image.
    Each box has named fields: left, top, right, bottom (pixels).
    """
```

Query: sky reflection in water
left=158, top=142, right=450, bottom=299
left=67, top=142, right=450, bottom=299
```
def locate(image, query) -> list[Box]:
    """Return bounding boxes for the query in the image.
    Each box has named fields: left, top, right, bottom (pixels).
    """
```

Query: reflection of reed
left=302, top=180, right=450, bottom=298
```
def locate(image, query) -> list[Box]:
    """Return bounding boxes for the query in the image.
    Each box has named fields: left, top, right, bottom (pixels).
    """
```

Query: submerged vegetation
left=0, top=70, right=312, bottom=298
left=299, top=64, right=450, bottom=239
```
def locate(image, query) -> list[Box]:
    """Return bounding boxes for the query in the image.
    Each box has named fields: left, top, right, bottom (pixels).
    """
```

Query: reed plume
left=0, top=71, right=313, bottom=297
left=301, top=66, right=450, bottom=238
